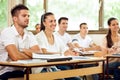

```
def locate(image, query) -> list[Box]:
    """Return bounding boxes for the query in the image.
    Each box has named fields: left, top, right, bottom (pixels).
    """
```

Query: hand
left=64, top=49, right=79, bottom=56
left=108, top=46, right=117, bottom=54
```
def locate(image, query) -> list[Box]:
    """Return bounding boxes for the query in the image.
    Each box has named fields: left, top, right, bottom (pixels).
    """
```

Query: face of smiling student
left=109, top=19, right=119, bottom=33
left=43, top=15, right=56, bottom=32
left=59, top=19, right=68, bottom=32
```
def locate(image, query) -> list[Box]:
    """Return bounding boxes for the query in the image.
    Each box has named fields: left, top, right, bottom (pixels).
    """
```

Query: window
left=25, top=0, right=44, bottom=30
left=48, top=0, right=99, bottom=31
left=1, top=0, right=119, bottom=33
left=0, top=0, right=7, bottom=30
left=104, top=0, right=120, bottom=28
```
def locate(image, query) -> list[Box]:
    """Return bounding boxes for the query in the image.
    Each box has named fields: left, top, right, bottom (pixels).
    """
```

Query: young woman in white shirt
left=34, top=12, right=80, bottom=80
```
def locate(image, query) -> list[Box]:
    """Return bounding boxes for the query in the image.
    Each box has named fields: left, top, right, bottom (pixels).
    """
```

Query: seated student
left=72, top=23, right=100, bottom=80
left=35, top=23, right=41, bottom=34
left=100, top=17, right=120, bottom=80
left=34, top=12, right=80, bottom=80
left=72, top=23, right=101, bottom=52
left=54, top=17, right=74, bottom=50
left=0, top=4, right=42, bottom=80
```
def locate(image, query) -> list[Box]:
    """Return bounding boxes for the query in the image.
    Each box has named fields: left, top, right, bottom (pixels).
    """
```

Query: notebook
left=32, top=53, right=72, bottom=62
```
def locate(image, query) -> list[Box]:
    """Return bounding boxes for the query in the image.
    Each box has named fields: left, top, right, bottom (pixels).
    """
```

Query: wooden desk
left=106, top=55, right=120, bottom=80
left=0, top=57, right=105, bottom=80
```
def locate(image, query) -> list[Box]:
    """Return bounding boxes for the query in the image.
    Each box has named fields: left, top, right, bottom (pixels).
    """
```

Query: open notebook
left=32, top=53, right=98, bottom=62
left=32, top=53, right=72, bottom=62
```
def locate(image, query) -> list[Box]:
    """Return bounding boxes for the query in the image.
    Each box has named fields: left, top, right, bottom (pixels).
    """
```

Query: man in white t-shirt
left=54, top=17, right=74, bottom=50
left=72, top=23, right=101, bottom=80
left=0, top=4, right=42, bottom=80
left=72, top=23, right=101, bottom=51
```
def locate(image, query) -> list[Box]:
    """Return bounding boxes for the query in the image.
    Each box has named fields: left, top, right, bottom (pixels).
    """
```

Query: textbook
left=32, top=53, right=72, bottom=62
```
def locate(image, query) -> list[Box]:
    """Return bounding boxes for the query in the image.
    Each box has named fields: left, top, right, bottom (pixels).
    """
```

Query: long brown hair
left=106, top=17, right=117, bottom=48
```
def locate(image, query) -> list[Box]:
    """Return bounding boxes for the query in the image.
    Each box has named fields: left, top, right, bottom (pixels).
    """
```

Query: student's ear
left=13, top=16, right=17, bottom=22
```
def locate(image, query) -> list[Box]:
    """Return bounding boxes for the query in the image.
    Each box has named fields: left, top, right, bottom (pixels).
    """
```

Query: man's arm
left=22, top=45, right=42, bottom=57
left=85, top=43, right=101, bottom=51
left=6, top=44, right=31, bottom=61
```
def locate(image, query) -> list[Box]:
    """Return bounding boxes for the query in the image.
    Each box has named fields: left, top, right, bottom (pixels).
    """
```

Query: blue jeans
left=41, top=67, right=58, bottom=72
left=105, top=62, right=120, bottom=80
left=0, top=70, right=24, bottom=80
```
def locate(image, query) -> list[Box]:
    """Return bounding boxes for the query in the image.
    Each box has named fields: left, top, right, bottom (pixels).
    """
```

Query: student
left=0, top=4, right=42, bottom=80
left=35, top=12, right=80, bottom=80
left=72, top=23, right=100, bottom=80
left=36, top=13, right=78, bottom=56
left=101, top=17, right=120, bottom=80
left=72, top=23, right=101, bottom=51
left=54, top=17, right=74, bottom=49
left=35, top=23, right=41, bottom=34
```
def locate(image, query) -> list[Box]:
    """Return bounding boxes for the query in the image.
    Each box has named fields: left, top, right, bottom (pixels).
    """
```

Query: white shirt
left=54, top=31, right=72, bottom=47
left=36, top=30, right=67, bottom=55
left=32, top=30, right=68, bottom=73
left=72, top=33, right=93, bottom=48
left=0, top=25, right=38, bottom=75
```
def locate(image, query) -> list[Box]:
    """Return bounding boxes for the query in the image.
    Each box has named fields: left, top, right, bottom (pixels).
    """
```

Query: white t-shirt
left=32, top=30, right=68, bottom=73
left=54, top=31, right=72, bottom=47
left=36, top=30, right=67, bottom=55
left=0, top=25, right=38, bottom=75
left=72, top=33, right=93, bottom=48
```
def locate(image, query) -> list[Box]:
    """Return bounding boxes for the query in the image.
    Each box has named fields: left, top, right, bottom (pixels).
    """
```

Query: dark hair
left=11, top=4, right=29, bottom=17
left=106, top=17, right=117, bottom=48
left=58, top=17, right=68, bottom=24
left=35, top=24, right=40, bottom=28
left=40, top=12, right=54, bottom=31
left=79, top=23, right=87, bottom=28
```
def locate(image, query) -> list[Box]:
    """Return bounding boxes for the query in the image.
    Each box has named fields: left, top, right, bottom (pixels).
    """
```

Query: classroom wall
left=71, top=34, right=105, bottom=46
left=88, top=34, right=105, bottom=46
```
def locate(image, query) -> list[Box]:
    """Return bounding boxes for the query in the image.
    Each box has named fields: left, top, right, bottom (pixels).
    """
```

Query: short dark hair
left=11, top=4, right=29, bottom=17
left=35, top=24, right=40, bottom=28
left=58, top=17, right=68, bottom=24
left=79, top=23, right=87, bottom=28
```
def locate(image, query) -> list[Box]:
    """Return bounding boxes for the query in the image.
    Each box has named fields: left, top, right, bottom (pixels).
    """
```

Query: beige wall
left=88, top=34, right=105, bottom=46
left=71, top=34, right=105, bottom=46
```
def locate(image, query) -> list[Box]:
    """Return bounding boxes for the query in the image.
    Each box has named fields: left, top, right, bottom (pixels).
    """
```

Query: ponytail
left=106, top=29, right=113, bottom=48
left=40, top=12, right=54, bottom=31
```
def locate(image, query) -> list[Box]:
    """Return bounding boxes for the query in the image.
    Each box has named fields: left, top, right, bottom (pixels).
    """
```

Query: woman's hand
left=64, top=49, right=79, bottom=56
left=108, top=46, right=118, bottom=54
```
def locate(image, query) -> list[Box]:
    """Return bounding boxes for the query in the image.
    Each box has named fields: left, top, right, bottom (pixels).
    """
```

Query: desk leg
left=26, top=68, right=31, bottom=80
left=106, top=57, right=109, bottom=80
left=102, top=60, right=105, bottom=80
